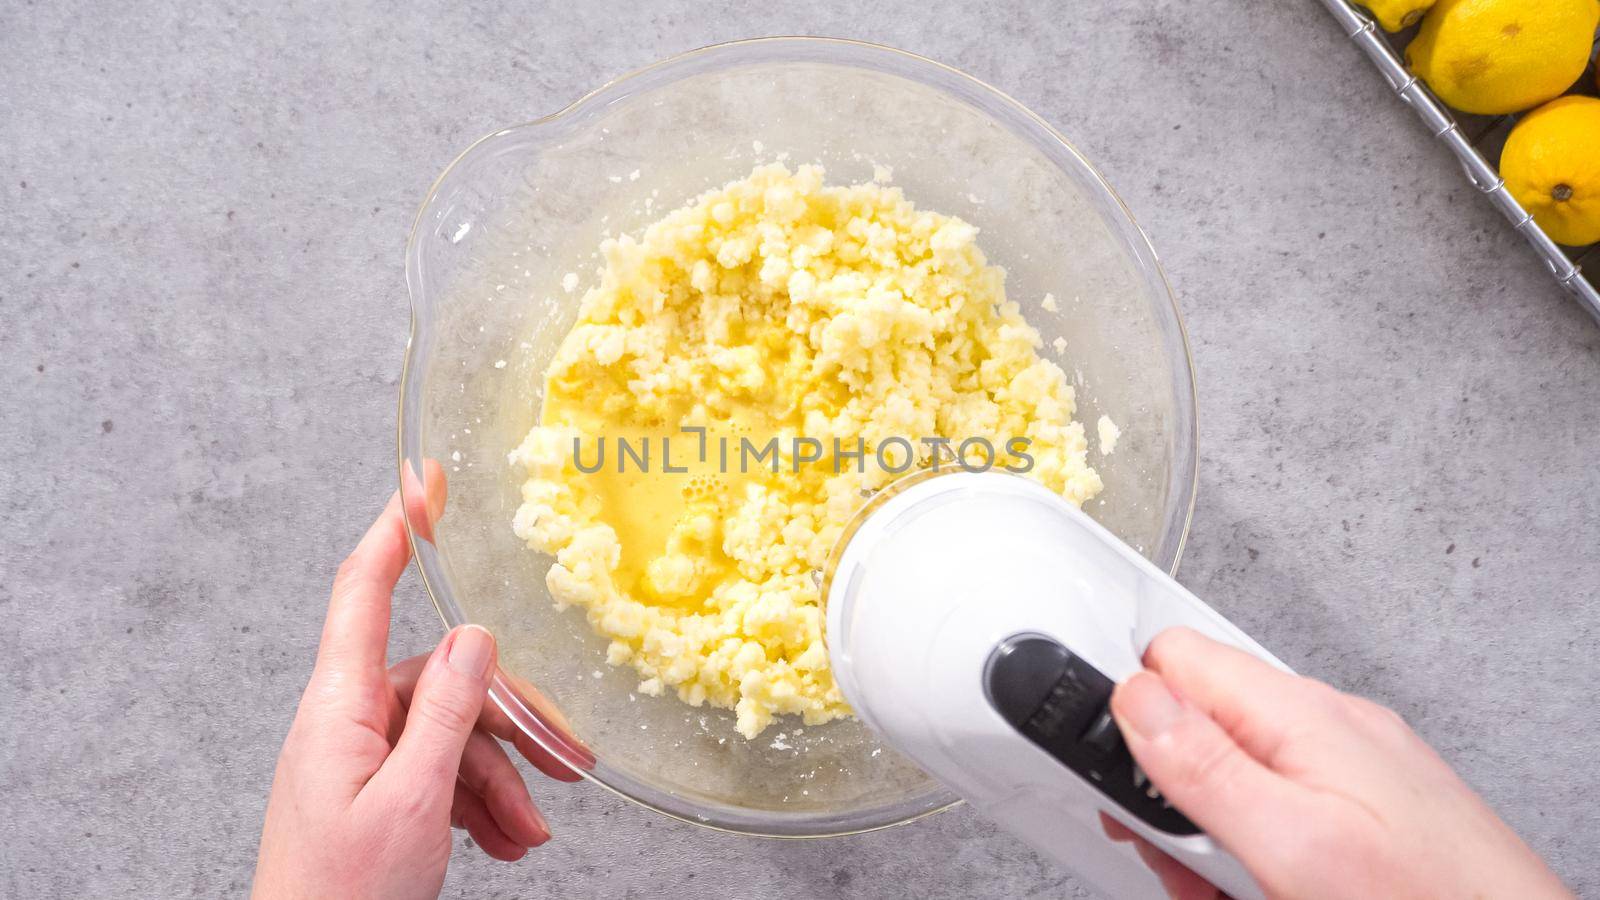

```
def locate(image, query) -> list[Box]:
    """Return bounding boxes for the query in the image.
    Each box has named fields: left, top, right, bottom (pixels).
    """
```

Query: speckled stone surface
left=3, top=1, right=1598, bottom=897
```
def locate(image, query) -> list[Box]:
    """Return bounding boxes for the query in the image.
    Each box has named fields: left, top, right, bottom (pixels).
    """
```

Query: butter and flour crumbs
left=510, top=164, right=1102, bottom=738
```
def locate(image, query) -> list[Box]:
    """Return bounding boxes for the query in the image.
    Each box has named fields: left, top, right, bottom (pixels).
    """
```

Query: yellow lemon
left=1501, top=96, right=1600, bottom=246
left=1406, top=0, right=1600, bottom=115
left=1364, top=0, right=1437, bottom=31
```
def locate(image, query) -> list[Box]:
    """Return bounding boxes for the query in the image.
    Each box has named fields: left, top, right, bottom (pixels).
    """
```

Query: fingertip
left=478, top=833, right=529, bottom=863
left=1098, top=811, right=1135, bottom=843
left=1143, top=626, right=1209, bottom=670
left=527, top=819, right=552, bottom=848
left=1111, top=670, right=1183, bottom=742
left=402, top=460, right=448, bottom=545
left=501, top=786, right=551, bottom=848
left=1100, top=810, right=1220, bottom=900
left=446, top=624, right=497, bottom=680
left=455, top=784, right=531, bottom=862
left=525, top=799, right=552, bottom=846
left=515, top=733, right=585, bottom=783
left=423, top=457, right=449, bottom=513
left=469, top=827, right=527, bottom=863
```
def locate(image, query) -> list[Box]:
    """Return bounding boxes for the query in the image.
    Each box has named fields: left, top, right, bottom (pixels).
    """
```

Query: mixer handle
left=985, top=634, right=1199, bottom=836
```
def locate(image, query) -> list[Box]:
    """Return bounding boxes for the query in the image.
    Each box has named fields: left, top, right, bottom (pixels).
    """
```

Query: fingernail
left=448, top=624, right=495, bottom=678
left=528, top=805, right=552, bottom=846
left=1114, top=671, right=1183, bottom=740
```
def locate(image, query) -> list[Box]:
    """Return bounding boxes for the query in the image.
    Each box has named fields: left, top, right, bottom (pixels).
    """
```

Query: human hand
left=1102, top=627, right=1571, bottom=900
left=253, top=475, right=579, bottom=900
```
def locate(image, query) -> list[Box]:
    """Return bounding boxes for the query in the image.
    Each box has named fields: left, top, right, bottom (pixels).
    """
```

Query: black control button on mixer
left=984, top=636, right=1200, bottom=837
left=1079, top=709, right=1126, bottom=764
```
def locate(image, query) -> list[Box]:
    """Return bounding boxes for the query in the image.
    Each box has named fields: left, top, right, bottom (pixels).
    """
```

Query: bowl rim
left=398, top=34, right=1199, bottom=839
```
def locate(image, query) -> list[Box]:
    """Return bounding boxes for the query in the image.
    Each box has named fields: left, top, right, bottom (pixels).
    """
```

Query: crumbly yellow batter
left=511, top=164, right=1102, bottom=738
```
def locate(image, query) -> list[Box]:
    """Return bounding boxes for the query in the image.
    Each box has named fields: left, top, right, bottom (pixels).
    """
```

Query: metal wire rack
left=1318, top=0, right=1600, bottom=324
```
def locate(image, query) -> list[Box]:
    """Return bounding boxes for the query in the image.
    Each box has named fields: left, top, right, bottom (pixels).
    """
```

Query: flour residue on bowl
left=509, top=164, right=1102, bottom=738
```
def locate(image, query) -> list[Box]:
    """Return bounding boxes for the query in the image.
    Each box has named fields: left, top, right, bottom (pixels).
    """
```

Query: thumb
left=1111, top=671, right=1313, bottom=856
left=367, top=625, right=497, bottom=814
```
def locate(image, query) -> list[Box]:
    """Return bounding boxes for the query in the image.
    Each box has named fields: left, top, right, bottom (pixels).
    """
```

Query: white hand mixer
left=824, top=470, right=1289, bottom=899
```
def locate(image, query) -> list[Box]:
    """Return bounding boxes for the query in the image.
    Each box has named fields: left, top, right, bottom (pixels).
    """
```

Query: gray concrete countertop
left=4, top=1, right=1597, bottom=896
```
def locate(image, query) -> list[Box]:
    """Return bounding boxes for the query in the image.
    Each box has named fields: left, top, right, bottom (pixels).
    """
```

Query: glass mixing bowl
left=398, top=37, right=1197, bottom=837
